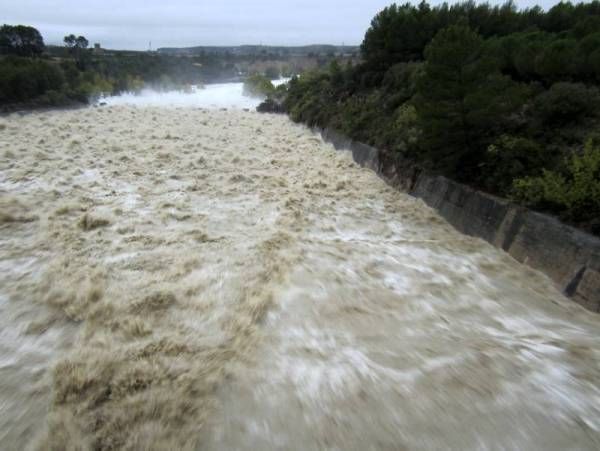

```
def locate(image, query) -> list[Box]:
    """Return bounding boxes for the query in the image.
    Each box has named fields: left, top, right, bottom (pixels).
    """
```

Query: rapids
left=0, top=105, right=599, bottom=450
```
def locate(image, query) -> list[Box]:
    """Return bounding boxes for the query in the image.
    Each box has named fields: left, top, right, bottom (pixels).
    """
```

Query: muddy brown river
left=1, top=106, right=599, bottom=450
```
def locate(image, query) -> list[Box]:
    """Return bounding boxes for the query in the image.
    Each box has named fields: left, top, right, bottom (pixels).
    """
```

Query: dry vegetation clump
left=131, top=291, right=177, bottom=313
left=78, top=213, right=110, bottom=231
left=0, top=209, right=37, bottom=224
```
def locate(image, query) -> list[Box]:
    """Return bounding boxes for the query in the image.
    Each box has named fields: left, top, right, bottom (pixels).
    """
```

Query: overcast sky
left=1, top=0, right=567, bottom=50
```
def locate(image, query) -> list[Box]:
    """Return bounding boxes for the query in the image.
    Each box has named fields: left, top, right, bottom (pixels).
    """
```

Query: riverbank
left=315, top=126, right=600, bottom=313
left=0, top=98, right=86, bottom=115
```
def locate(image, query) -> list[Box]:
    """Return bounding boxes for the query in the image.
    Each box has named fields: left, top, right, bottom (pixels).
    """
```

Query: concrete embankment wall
left=317, top=127, right=600, bottom=313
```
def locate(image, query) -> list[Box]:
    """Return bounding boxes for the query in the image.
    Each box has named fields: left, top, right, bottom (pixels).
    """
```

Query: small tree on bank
left=64, top=34, right=89, bottom=69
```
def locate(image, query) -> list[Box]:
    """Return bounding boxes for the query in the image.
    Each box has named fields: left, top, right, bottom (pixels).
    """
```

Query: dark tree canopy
left=415, top=24, right=525, bottom=179
left=64, top=34, right=90, bottom=70
left=64, top=34, right=89, bottom=50
left=0, top=24, right=45, bottom=57
left=360, top=0, right=600, bottom=75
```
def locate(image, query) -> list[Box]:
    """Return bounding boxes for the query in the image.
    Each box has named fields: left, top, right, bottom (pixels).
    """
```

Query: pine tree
left=415, top=24, right=525, bottom=180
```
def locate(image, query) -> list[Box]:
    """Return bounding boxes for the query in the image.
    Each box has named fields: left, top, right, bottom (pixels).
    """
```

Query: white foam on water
left=102, top=79, right=289, bottom=109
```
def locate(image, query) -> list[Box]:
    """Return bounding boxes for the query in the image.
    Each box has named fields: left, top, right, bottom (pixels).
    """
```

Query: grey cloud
left=1, top=0, right=565, bottom=50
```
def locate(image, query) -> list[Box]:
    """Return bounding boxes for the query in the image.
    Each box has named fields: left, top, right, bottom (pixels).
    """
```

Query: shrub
left=531, top=82, right=600, bottom=126
left=388, top=103, right=420, bottom=156
left=39, top=89, right=68, bottom=105
left=512, top=140, right=600, bottom=224
left=534, top=38, right=581, bottom=82
left=243, top=74, right=275, bottom=98
left=577, top=33, right=600, bottom=80
left=480, top=135, right=549, bottom=195
left=0, top=56, right=65, bottom=102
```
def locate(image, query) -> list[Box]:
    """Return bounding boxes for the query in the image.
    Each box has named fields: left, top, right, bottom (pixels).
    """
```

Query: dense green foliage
left=0, top=56, right=66, bottom=104
left=513, top=140, right=600, bottom=225
left=284, top=1, right=600, bottom=233
left=243, top=74, right=275, bottom=98
left=63, top=34, right=90, bottom=70
left=0, top=25, right=44, bottom=57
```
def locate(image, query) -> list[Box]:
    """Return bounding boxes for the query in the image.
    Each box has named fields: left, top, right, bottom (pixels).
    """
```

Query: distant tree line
left=283, top=1, right=600, bottom=234
left=0, top=25, right=281, bottom=108
left=0, top=24, right=218, bottom=107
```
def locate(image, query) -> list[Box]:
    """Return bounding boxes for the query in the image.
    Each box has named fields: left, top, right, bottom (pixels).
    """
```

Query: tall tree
left=64, top=34, right=89, bottom=51
left=64, top=34, right=89, bottom=69
left=0, top=25, right=44, bottom=57
left=414, top=24, right=525, bottom=180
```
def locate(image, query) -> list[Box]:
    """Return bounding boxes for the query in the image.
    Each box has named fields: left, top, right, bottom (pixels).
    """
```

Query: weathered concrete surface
left=317, top=127, right=600, bottom=313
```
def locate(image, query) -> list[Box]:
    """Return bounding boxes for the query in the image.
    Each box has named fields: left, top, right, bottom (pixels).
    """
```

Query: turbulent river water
left=1, top=97, right=600, bottom=450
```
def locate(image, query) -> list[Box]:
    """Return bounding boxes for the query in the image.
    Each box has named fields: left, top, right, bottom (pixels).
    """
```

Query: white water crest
left=102, top=79, right=289, bottom=109
left=1, top=105, right=599, bottom=450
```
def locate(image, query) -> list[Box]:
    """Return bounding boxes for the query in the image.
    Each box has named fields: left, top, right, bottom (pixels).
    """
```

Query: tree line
left=0, top=25, right=286, bottom=108
left=283, top=1, right=600, bottom=234
left=0, top=24, right=214, bottom=108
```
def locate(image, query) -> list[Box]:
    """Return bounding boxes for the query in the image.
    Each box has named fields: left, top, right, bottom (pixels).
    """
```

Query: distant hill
left=156, top=45, right=359, bottom=57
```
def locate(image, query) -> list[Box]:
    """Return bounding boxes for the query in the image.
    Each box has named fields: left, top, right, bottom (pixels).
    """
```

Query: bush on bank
left=513, top=140, right=600, bottom=229
left=243, top=74, right=275, bottom=98
left=0, top=56, right=65, bottom=103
